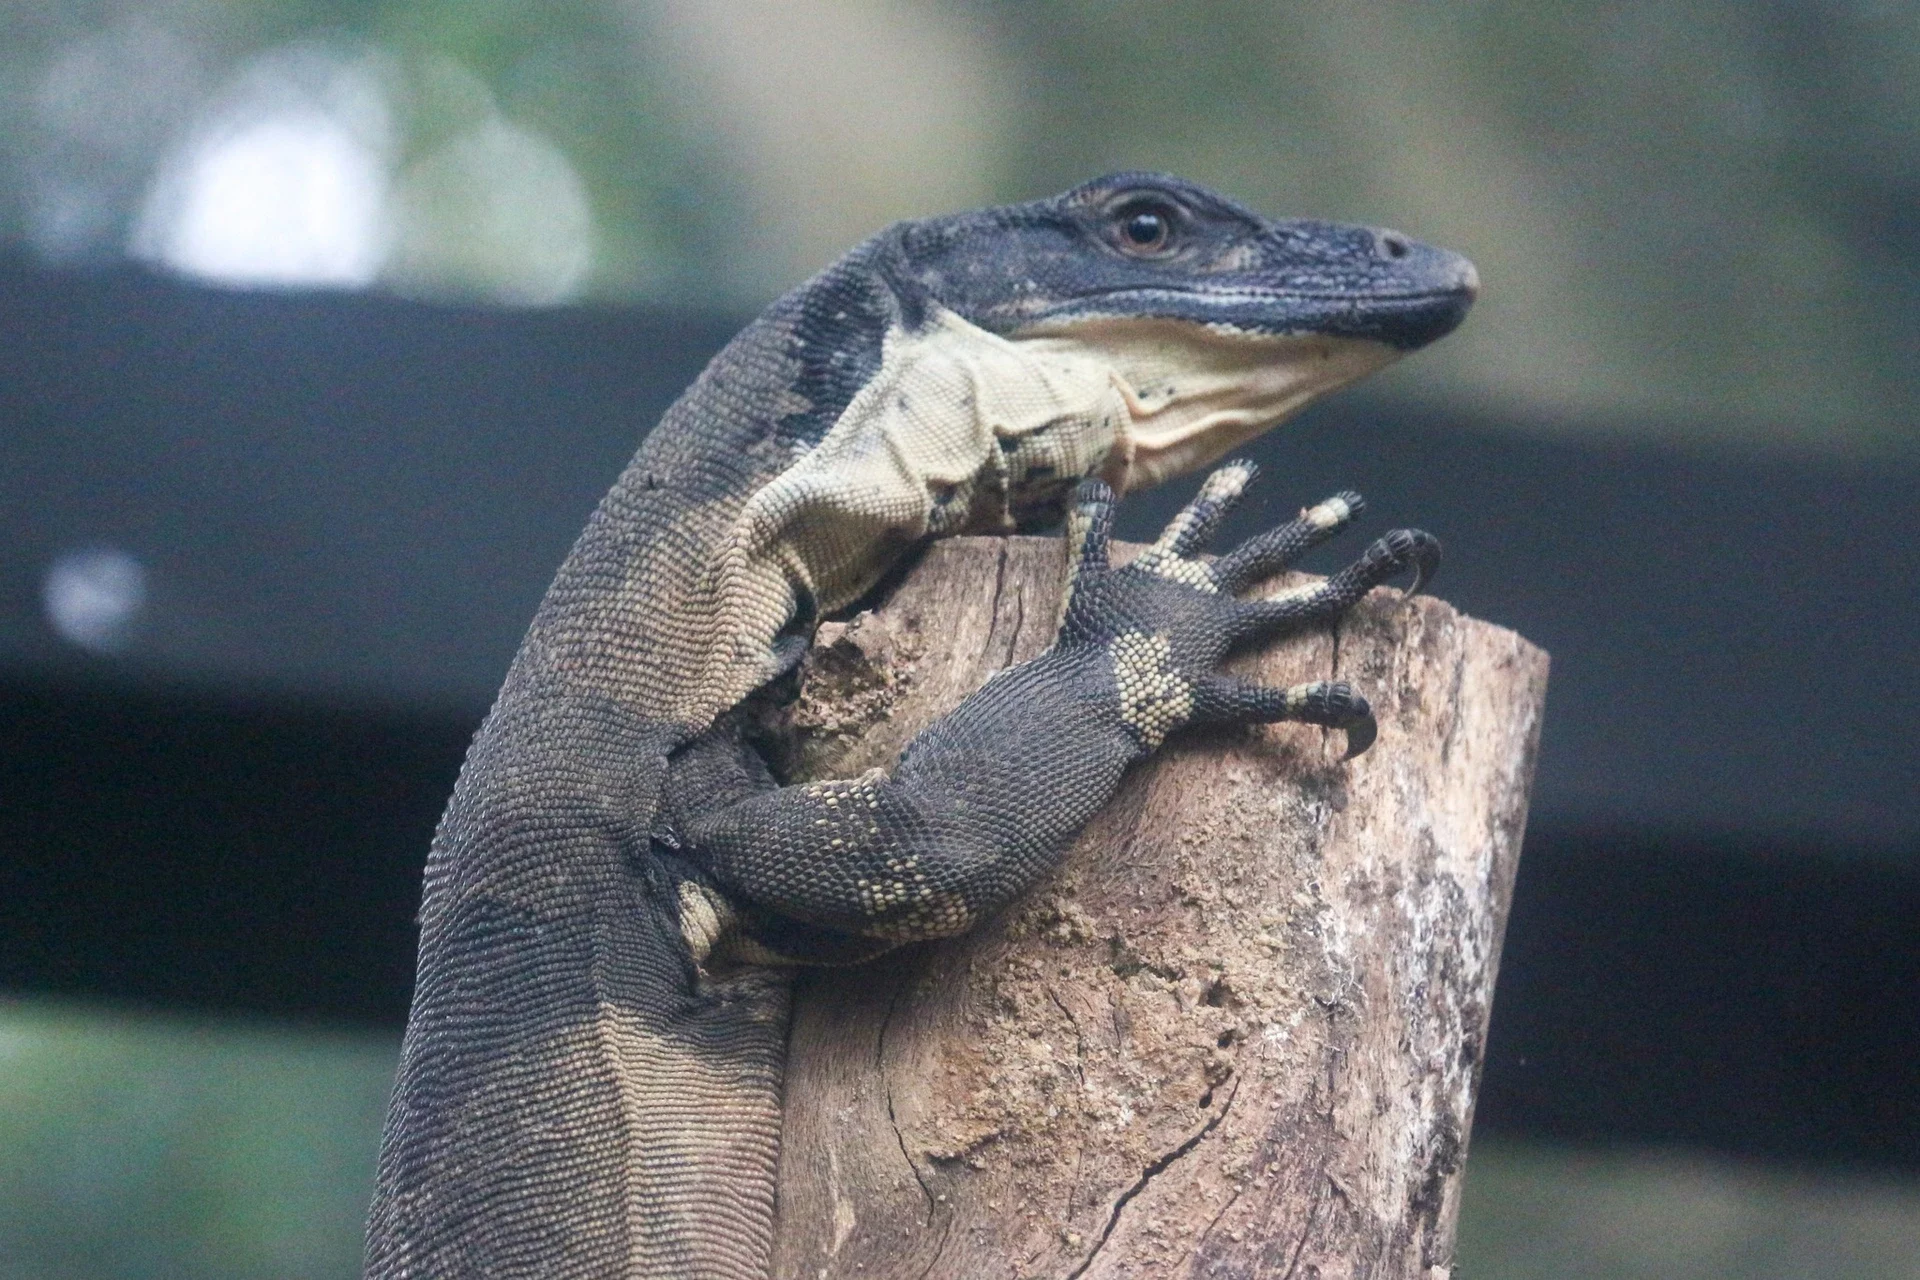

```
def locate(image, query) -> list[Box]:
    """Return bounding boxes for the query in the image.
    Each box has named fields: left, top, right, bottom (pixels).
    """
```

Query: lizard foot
left=1058, top=460, right=1437, bottom=758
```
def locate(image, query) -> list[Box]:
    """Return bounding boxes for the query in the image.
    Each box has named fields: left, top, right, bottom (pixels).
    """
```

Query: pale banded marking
left=1061, top=503, right=1094, bottom=623
left=1200, top=459, right=1256, bottom=500
left=1064, top=504, right=1095, bottom=568
left=1303, top=494, right=1353, bottom=530
left=1150, top=459, right=1255, bottom=555
left=855, top=870, right=933, bottom=916
left=1110, top=630, right=1193, bottom=748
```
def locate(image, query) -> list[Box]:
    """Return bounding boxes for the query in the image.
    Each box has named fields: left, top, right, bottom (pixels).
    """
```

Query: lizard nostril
left=1377, top=231, right=1411, bottom=261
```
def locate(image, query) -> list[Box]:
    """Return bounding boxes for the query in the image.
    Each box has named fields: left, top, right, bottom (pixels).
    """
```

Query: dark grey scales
left=364, top=173, right=1476, bottom=1278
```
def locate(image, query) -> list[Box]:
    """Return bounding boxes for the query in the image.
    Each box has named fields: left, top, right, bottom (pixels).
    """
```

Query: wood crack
left=1280, top=1176, right=1328, bottom=1280
left=983, top=541, right=1012, bottom=669
left=880, top=981, right=936, bottom=1225
left=1045, top=987, right=1090, bottom=1219
left=1440, top=642, right=1466, bottom=766
left=1195, top=1182, right=1247, bottom=1254
left=1063, top=1077, right=1240, bottom=1280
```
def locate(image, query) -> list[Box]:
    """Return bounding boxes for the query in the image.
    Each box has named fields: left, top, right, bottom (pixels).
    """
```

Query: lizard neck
left=520, top=293, right=1129, bottom=734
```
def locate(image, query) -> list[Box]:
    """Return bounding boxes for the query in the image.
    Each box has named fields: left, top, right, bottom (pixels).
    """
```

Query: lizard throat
left=686, top=307, right=1130, bottom=718
left=1010, top=316, right=1403, bottom=493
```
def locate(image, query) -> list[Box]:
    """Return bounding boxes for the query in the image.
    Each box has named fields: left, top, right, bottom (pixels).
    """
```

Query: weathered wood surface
left=769, top=534, right=1548, bottom=1280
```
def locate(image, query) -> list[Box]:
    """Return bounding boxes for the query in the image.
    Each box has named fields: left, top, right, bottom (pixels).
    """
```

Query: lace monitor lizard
left=364, top=172, right=1477, bottom=1277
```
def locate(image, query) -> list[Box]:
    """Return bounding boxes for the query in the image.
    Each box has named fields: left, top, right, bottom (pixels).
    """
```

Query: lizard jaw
left=1012, top=317, right=1402, bottom=495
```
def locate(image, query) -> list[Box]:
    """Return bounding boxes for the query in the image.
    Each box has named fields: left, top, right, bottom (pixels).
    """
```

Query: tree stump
left=768, top=535, right=1548, bottom=1279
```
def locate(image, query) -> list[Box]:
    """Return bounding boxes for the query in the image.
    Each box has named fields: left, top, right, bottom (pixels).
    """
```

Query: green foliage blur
left=0, top=1001, right=390, bottom=1279
left=6, top=0, right=1920, bottom=450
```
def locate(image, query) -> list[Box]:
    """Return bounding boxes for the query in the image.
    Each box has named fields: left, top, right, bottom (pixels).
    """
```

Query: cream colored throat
left=1013, top=316, right=1401, bottom=492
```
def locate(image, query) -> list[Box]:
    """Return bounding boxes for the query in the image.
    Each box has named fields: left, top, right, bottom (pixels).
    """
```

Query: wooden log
left=769, top=534, right=1548, bottom=1280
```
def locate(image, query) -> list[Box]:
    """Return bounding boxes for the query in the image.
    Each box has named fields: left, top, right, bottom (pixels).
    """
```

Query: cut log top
left=771, top=535, right=1548, bottom=1280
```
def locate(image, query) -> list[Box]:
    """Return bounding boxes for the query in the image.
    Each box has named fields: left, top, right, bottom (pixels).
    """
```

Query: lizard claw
left=1284, top=680, right=1376, bottom=759
left=1364, top=528, right=1441, bottom=600
left=1341, top=709, right=1378, bottom=760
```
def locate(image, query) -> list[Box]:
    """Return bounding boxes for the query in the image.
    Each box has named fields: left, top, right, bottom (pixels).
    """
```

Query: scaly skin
left=365, top=173, right=1475, bottom=1278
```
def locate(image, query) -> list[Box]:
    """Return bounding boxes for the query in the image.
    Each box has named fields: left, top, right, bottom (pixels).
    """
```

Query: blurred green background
left=8, top=0, right=1920, bottom=453
left=5, top=2, right=1919, bottom=1276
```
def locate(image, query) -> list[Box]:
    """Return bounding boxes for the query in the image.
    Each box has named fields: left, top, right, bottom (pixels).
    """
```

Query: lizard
left=364, top=172, right=1476, bottom=1278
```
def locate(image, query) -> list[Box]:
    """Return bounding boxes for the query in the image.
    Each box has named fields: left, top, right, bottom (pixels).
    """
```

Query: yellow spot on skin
left=1154, top=461, right=1255, bottom=554
left=1201, top=461, right=1256, bottom=501
left=1262, top=581, right=1323, bottom=607
left=1109, top=631, right=1192, bottom=749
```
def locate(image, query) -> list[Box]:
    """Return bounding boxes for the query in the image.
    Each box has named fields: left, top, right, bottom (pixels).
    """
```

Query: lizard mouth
left=1010, top=315, right=1404, bottom=493
left=1026, top=277, right=1477, bottom=353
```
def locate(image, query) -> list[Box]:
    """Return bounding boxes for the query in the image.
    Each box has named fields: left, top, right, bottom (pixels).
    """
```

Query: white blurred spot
left=132, top=47, right=393, bottom=288
left=45, top=549, right=148, bottom=654
left=137, top=113, right=388, bottom=286
left=386, top=118, right=595, bottom=305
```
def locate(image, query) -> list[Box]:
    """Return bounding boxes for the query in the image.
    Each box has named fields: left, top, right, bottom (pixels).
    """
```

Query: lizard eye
left=1112, top=199, right=1178, bottom=257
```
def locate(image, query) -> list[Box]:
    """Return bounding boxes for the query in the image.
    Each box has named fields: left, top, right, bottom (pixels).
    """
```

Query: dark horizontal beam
left=1476, top=827, right=1920, bottom=1169
left=4, top=258, right=1913, bottom=845
left=0, top=675, right=459, bottom=1023
left=5, top=258, right=1918, bottom=1170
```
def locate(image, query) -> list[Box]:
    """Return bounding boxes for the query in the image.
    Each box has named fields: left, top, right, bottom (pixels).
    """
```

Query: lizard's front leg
left=671, top=461, right=1435, bottom=958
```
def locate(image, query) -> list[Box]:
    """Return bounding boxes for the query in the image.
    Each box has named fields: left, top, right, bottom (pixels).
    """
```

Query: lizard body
left=365, top=174, right=1474, bottom=1277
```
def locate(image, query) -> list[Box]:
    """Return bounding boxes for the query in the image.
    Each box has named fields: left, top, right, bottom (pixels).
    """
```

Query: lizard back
left=366, top=256, right=894, bottom=1278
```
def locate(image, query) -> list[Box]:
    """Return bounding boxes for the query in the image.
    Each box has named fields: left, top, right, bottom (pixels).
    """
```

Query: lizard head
left=886, top=172, right=1477, bottom=494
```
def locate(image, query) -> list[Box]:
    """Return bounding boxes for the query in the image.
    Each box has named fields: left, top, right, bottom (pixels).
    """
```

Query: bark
left=768, top=534, right=1548, bottom=1280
